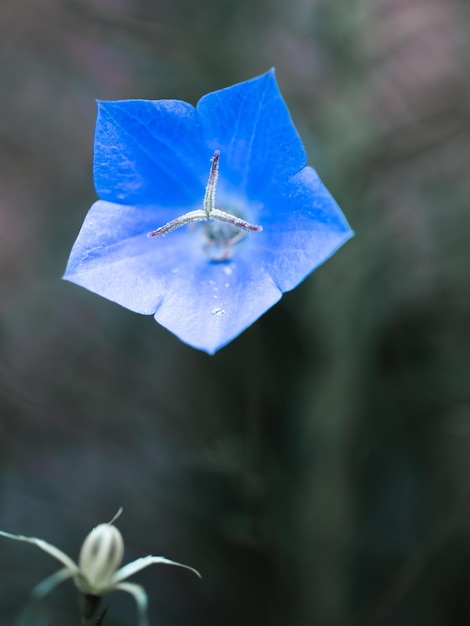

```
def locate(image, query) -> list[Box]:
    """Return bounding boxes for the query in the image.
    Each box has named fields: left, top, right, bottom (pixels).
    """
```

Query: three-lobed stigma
left=147, top=151, right=262, bottom=260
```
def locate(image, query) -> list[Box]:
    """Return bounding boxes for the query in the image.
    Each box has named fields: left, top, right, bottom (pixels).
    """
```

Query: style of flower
left=0, top=510, right=200, bottom=626
left=63, top=69, right=353, bottom=353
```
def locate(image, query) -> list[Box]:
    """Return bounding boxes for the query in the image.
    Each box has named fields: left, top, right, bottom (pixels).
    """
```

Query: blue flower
left=64, top=69, right=353, bottom=353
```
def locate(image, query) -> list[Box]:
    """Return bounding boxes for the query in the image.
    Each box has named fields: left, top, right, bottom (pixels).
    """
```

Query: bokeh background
left=0, top=0, right=469, bottom=624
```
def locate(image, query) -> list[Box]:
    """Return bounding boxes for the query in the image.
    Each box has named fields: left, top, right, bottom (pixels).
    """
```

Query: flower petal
left=63, top=200, right=187, bottom=315
left=112, top=555, right=201, bottom=584
left=114, top=582, right=149, bottom=626
left=0, top=530, right=78, bottom=572
left=154, top=251, right=282, bottom=353
left=63, top=200, right=283, bottom=353
left=253, top=166, right=354, bottom=292
left=32, top=567, right=74, bottom=599
left=94, top=100, right=208, bottom=207
left=197, top=69, right=306, bottom=197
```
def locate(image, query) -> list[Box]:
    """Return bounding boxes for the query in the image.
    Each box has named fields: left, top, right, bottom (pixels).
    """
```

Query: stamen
left=147, top=150, right=262, bottom=240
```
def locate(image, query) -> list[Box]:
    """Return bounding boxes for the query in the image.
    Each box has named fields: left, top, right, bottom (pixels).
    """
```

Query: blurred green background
left=0, top=0, right=469, bottom=624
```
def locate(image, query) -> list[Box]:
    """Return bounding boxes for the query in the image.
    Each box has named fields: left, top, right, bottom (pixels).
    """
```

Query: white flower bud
left=0, top=508, right=200, bottom=626
left=78, top=524, right=124, bottom=594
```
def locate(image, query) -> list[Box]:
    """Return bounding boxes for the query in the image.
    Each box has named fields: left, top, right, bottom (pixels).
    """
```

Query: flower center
left=147, top=150, right=262, bottom=261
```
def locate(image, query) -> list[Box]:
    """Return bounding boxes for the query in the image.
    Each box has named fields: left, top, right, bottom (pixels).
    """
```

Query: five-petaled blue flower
left=63, top=69, right=353, bottom=353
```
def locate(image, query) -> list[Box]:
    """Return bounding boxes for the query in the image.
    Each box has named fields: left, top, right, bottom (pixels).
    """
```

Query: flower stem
left=80, top=594, right=102, bottom=626
left=95, top=606, right=109, bottom=626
